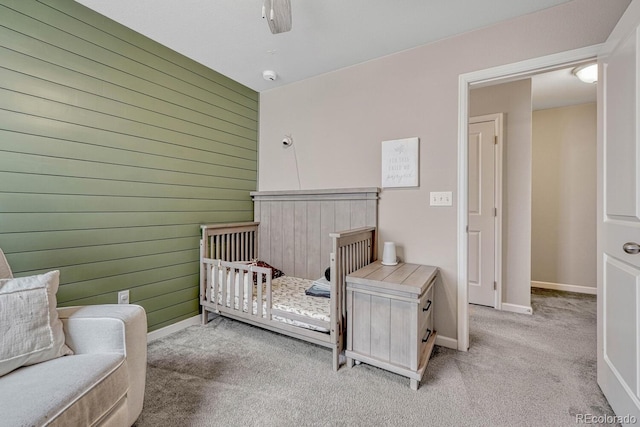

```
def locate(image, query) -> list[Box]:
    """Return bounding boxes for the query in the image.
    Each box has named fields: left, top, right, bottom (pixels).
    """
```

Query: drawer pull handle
left=422, top=328, right=432, bottom=343
left=422, top=300, right=432, bottom=312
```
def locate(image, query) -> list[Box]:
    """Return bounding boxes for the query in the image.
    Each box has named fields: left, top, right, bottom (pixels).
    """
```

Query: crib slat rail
left=202, top=258, right=270, bottom=314
left=200, top=222, right=376, bottom=371
left=200, top=222, right=259, bottom=322
left=201, top=222, right=259, bottom=261
left=329, top=226, right=376, bottom=371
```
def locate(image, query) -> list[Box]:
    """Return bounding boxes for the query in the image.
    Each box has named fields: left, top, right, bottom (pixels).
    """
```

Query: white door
left=468, top=116, right=500, bottom=307
left=598, top=1, right=640, bottom=421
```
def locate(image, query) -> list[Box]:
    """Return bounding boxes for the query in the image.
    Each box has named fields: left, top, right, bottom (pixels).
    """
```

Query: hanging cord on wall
left=283, top=135, right=301, bottom=189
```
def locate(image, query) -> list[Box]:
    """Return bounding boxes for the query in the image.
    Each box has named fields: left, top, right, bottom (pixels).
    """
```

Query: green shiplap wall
left=0, top=0, right=258, bottom=331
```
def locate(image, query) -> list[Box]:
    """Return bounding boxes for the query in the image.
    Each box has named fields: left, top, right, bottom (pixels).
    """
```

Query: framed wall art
left=381, top=137, right=419, bottom=188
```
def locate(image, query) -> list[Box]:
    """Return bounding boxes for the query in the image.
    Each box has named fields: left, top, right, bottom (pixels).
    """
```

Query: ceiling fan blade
left=264, top=0, right=292, bottom=34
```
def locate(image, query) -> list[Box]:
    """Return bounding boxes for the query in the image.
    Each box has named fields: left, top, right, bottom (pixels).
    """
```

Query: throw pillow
left=251, top=261, right=285, bottom=284
left=0, top=270, right=73, bottom=377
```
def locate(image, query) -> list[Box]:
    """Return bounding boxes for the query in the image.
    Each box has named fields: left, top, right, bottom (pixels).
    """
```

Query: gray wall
left=470, top=79, right=533, bottom=309
left=0, top=0, right=258, bottom=331
left=532, top=103, right=597, bottom=288
left=258, top=0, right=628, bottom=341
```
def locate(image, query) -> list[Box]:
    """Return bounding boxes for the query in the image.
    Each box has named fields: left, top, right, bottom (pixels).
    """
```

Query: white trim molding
left=435, top=335, right=458, bottom=350
left=457, top=44, right=602, bottom=352
left=147, top=315, right=201, bottom=342
left=531, top=280, right=597, bottom=295
left=501, top=303, right=533, bottom=315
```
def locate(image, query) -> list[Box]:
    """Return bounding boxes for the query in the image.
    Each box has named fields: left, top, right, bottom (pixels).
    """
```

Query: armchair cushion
left=0, top=353, right=128, bottom=427
left=0, top=270, right=72, bottom=377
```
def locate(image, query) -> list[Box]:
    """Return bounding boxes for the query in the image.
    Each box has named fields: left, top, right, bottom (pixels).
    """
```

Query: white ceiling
left=75, top=0, right=575, bottom=93
left=531, top=66, right=597, bottom=110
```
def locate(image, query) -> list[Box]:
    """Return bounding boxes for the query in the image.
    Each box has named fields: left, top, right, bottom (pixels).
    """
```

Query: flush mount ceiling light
left=573, top=63, right=598, bottom=84
left=262, top=0, right=292, bottom=34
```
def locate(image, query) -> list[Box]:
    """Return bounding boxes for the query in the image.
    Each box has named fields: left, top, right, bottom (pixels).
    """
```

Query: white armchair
left=0, top=249, right=147, bottom=426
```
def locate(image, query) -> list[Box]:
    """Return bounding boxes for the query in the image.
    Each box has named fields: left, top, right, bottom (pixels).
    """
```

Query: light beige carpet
left=134, top=289, right=617, bottom=426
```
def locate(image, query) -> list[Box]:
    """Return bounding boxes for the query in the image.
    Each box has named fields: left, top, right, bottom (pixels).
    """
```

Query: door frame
left=469, top=113, right=504, bottom=309
left=456, top=44, right=602, bottom=351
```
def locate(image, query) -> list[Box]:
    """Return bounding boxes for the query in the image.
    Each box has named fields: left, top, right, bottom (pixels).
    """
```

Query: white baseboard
left=435, top=335, right=457, bottom=350
left=502, top=303, right=532, bottom=315
left=147, top=314, right=201, bottom=342
left=531, top=280, right=596, bottom=295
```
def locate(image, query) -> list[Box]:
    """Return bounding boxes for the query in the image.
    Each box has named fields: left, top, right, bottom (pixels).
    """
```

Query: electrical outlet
left=430, top=191, right=453, bottom=206
left=118, top=290, right=130, bottom=305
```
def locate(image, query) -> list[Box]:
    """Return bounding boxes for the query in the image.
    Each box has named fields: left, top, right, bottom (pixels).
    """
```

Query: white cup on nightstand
left=381, top=242, right=398, bottom=266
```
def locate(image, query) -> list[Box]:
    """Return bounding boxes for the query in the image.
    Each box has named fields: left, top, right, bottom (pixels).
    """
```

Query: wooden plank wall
left=0, top=0, right=258, bottom=331
left=252, top=189, right=379, bottom=280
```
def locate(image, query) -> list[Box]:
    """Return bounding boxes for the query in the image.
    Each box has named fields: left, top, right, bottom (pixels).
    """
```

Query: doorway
left=457, top=44, right=601, bottom=351
left=467, top=71, right=597, bottom=312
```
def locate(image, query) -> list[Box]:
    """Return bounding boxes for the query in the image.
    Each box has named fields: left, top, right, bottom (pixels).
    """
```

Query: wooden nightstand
left=345, top=261, right=438, bottom=390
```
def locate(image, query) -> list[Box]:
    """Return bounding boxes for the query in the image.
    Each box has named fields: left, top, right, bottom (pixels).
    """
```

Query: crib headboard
left=250, top=188, right=379, bottom=280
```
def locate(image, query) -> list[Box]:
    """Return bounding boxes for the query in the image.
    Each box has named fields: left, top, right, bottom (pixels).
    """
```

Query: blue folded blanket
left=305, top=277, right=330, bottom=298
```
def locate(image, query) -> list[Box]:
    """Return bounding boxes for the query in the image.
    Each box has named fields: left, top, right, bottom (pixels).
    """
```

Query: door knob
left=623, top=242, right=640, bottom=254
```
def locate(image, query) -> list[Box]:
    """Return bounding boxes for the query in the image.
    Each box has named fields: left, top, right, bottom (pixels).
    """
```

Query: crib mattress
left=216, top=276, right=330, bottom=333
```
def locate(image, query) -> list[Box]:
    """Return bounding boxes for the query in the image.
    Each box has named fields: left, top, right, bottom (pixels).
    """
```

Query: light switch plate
left=430, top=191, right=453, bottom=206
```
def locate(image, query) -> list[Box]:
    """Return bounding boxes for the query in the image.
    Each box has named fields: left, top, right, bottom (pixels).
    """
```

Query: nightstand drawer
left=419, top=311, right=434, bottom=356
left=418, top=280, right=435, bottom=330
